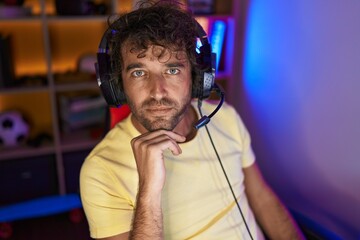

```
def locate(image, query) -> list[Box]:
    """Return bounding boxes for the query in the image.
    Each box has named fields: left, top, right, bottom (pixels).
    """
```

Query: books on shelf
left=59, top=94, right=107, bottom=132
left=0, top=35, right=15, bottom=88
left=0, top=6, right=32, bottom=19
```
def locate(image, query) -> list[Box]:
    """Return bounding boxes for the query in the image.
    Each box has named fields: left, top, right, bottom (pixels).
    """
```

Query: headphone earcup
left=192, top=46, right=216, bottom=100
left=96, top=53, right=127, bottom=107
left=99, top=77, right=126, bottom=107
left=191, top=68, right=202, bottom=99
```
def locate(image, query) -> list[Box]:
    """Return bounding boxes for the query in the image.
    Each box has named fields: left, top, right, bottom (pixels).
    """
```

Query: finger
left=140, top=134, right=183, bottom=155
left=133, top=130, right=186, bottom=143
left=145, top=139, right=182, bottom=156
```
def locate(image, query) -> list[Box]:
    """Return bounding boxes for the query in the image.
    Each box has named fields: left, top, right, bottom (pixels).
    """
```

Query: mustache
left=142, top=98, right=177, bottom=108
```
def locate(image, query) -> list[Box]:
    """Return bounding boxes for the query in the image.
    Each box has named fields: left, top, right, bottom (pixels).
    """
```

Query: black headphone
left=95, top=20, right=216, bottom=108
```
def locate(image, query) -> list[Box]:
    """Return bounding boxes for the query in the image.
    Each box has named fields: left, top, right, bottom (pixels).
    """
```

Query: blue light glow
left=196, top=38, right=202, bottom=54
left=210, top=20, right=226, bottom=71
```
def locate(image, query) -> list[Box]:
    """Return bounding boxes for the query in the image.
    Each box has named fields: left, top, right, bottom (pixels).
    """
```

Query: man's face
left=121, top=43, right=193, bottom=132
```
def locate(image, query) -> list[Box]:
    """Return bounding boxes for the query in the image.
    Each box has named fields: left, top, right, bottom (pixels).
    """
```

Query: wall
left=230, top=0, right=360, bottom=239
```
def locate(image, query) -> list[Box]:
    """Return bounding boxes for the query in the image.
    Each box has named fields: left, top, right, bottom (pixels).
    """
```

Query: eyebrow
left=165, top=62, right=186, bottom=68
left=124, top=61, right=187, bottom=72
left=125, top=63, right=144, bottom=72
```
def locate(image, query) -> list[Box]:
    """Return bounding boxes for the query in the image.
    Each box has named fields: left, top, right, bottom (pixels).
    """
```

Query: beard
left=126, top=94, right=192, bottom=132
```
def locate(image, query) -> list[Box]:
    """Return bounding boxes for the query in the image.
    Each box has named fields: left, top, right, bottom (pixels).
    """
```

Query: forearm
left=244, top=164, right=304, bottom=239
left=129, top=189, right=163, bottom=240
left=252, top=186, right=304, bottom=240
left=129, top=130, right=185, bottom=239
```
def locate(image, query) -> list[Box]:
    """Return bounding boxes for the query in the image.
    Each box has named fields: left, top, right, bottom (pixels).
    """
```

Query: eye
left=131, top=70, right=145, bottom=77
left=167, top=68, right=180, bottom=75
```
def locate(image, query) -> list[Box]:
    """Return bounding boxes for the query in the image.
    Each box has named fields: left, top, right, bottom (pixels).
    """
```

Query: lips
left=146, top=107, right=172, bottom=114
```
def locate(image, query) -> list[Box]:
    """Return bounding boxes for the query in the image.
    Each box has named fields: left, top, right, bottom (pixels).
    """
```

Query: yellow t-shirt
left=80, top=101, right=265, bottom=239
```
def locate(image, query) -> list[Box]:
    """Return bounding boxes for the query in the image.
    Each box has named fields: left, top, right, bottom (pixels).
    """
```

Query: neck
left=173, top=104, right=198, bottom=141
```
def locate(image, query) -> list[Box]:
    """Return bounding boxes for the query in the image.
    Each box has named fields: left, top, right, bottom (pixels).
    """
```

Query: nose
left=149, top=74, right=167, bottom=100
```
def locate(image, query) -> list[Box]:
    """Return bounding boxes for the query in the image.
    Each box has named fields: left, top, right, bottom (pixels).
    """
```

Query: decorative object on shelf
left=187, top=0, right=215, bottom=14
left=27, top=132, right=53, bottom=148
left=15, top=75, right=48, bottom=87
left=0, top=111, right=29, bottom=148
left=0, top=5, right=32, bottom=18
left=2, top=0, right=24, bottom=6
left=210, top=20, right=226, bottom=71
left=0, top=0, right=32, bottom=19
left=0, top=35, right=15, bottom=88
left=59, top=94, right=106, bottom=132
left=77, top=53, right=97, bottom=74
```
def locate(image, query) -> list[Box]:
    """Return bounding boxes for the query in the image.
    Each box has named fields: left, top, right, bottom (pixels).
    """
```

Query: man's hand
left=131, top=130, right=186, bottom=192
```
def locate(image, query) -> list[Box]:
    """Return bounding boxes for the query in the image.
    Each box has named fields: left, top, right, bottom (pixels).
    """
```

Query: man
left=80, top=1, right=304, bottom=239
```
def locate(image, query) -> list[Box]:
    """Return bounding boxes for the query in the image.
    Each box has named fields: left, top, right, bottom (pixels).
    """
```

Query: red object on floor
left=69, top=208, right=84, bottom=224
left=0, top=222, right=12, bottom=239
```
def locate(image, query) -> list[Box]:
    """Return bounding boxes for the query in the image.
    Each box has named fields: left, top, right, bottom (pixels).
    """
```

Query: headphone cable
left=197, top=100, right=254, bottom=240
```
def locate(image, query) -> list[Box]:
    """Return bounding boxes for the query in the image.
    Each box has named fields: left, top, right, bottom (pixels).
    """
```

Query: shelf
left=0, top=16, right=42, bottom=22
left=61, top=138, right=101, bottom=153
left=46, top=15, right=108, bottom=22
left=55, top=81, right=98, bottom=92
left=0, top=143, right=55, bottom=161
left=0, top=86, right=49, bottom=94
left=60, top=130, right=103, bottom=153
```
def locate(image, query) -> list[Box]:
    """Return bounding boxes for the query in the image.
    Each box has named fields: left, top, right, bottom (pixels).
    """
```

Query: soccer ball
left=0, top=111, right=29, bottom=148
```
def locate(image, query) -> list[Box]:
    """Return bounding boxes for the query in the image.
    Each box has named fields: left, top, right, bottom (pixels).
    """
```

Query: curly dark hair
left=106, top=0, right=204, bottom=91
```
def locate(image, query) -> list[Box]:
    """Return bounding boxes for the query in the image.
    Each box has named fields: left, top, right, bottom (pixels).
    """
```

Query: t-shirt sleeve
left=222, top=103, right=256, bottom=168
left=80, top=155, right=134, bottom=238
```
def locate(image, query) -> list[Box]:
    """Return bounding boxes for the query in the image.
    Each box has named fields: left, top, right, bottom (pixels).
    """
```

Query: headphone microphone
left=194, top=83, right=225, bottom=129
